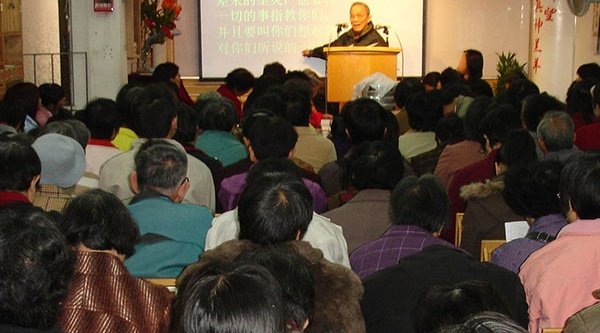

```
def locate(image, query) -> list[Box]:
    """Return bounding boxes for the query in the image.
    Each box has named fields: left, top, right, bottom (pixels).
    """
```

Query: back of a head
left=225, top=68, right=255, bottom=93
left=566, top=78, right=595, bottom=124
left=390, top=175, right=449, bottom=233
left=577, top=62, right=600, bottom=82
left=405, top=91, right=444, bottom=131
left=495, top=79, right=540, bottom=112
left=173, top=103, right=199, bottom=144
left=152, top=62, right=179, bottom=82
left=346, top=141, right=405, bottom=191
left=0, top=99, right=27, bottom=131
left=394, top=78, right=424, bottom=109
left=246, top=158, right=303, bottom=187
left=176, top=262, right=285, bottom=333
left=521, top=92, right=565, bottom=132
left=39, top=83, right=66, bottom=109
left=342, top=98, right=388, bottom=144
left=0, top=205, right=74, bottom=330
left=415, top=281, right=510, bottom=333
left=559, top=152, right=600, bottom=220
left=536, top=110, right=575, bottom=152
left=134, top=139, right=187, bottom=194
left=3, top=82, right=40, bottom=118
left=435, top=113, right=465, bottom=144
left=0, top=137, right=41, bottom=192
left=494, top=129, right=537, bottom=170
left=130, top=83, right=178, bottom=138
left=423, top=72, right=441, bottom=90
left=201, top=97, right=237, bottom=131
left=81, top=98, right=120, bottom=140
left=281, top=87, right=311, bottom=126
left=440, top=67, right=463, bottom=88
left=38, top=119, right=90, bottom=149
left=115, top=82, right=145, bottom=128
left=60, top=189, right=140, bottom=258
left=478, top=103, right=522, bottom=150
left=247, top=115, right=297, bottom=161
left=236, top=244, right=315, bottom=330
left=238, top=174, right=312, bottom=245
left=503, top=160, right=563, bottom=219
left=263, top=62, right=287, bottom=82
left=463, top=96, right=492, bottom=141
left=464, top=49, right=484, bottom=80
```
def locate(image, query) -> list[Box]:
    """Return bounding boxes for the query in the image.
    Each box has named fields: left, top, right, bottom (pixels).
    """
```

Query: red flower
left=162, top=25, right=173, bottom=39
left=144, top=18, right=155, bottom=28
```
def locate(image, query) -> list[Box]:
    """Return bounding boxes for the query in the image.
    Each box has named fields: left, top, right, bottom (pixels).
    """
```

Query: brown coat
left=60, top=251, right=173, bottom=333
left=179, top=239, right=366, bottom=333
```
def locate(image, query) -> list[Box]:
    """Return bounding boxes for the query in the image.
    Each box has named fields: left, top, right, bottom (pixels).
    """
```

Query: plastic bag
left=351, top=72, right=397, bottom=110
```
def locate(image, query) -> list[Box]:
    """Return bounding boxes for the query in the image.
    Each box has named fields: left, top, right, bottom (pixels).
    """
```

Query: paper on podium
left=504, top=221, right=529, bottom=241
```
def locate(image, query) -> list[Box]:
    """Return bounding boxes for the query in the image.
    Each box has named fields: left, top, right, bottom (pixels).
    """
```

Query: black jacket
left=311, top=22, right=388, bottom=59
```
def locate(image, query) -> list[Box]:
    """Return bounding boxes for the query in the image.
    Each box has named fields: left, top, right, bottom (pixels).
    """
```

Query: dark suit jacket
left=361, top=245, right=529, bottom=333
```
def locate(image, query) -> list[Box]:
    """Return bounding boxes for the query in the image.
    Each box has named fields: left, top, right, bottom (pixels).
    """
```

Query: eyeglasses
left=180, top=177, right=189, bottom=186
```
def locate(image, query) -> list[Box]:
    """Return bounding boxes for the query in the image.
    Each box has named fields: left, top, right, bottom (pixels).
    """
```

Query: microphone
left=335, top=23, right=348, bottom=34
left=374, top=24, right=390, bottom=35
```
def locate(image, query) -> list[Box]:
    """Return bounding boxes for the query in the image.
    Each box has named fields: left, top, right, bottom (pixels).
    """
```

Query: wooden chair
left=480, top=240, right=506, bottom=262
left=146, top=278, right=177, bottom=293
left=542, top=329, right=562, bottom=333
left=454, top=213, right=464, bottom=246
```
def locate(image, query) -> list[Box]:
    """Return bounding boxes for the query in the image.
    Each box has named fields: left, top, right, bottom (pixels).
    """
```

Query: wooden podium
left=324, top=46, right=401, bottom=103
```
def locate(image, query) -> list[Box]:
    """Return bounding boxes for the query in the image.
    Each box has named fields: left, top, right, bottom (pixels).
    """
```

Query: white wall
left=174, top=0, right=199, bottom=77
left=574, top=4, right=600, bottom=75
left=71, top=0, right=128, bottom=109
left=21, top=0, right=60, bottom=84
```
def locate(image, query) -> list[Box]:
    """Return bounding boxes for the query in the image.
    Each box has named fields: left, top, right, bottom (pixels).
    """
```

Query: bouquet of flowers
left=140, top=0, right=182, bottom=68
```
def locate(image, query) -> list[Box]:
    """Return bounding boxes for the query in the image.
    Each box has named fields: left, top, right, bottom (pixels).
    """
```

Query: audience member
left=456, top=49, right=493, bottom=97
left=217, top=67, right=255, bottom=120
left=236, top=245, right=315, bottom=332
left=460, top=129, right=537, bottom=257
left=208, top=157, right=349, bottom=266
left=218, top=114, right=327, bottom=213
left=0, top=99, right=26, bottom=135
left=78, top=98, right=121, bottom=178
left=112, top=82, right=144, bottom=151
left=180, top=173, right=365, bottom=332
left=423, top=71, right=441, bottom=92
left=434, top=96, right=490, bottom=188
left=31, top=133, right=85, bottom=213
left=496, top=78, right=540, bottom=112
left=324, top=141, right=405, bottom=253
left=59, top=189, right=172, bottom=333
left=152, top=61, right=194, bottom=105
left=281, top=86, right=336, bottom=172
left=125, top=140, right=212, bottom=277
left=393, top=78, right=424, bottom=135
left=566, top=78, right=596, bottom=128
left=350, top=174, right=458, bottom=279
left=491, top=160, right=566, bottom=273
left=521, top=92, right=565, bottom=157
left=0, top=137, right=40, bottom=207
left=99, top=83, right=215, bottom=210
left=445, top=103, right=522, bottom=243
left=563, top=289, right=600, bottom=333
left=361, top=242, right=528, bottom=333
left=411, top=112, right=465, bottom=176
left=537, top=110, right=580, bottom=162
left=0, top=205, right=74, bottom=333
left=38, top=83, right=71, bottom=123
left=172, top=102, right=222, bottom=175
left=175, top=262, right=286, bottom=333
left=398, top=91, right=443, bottom=160
left=575, top=62, right=600, bottom=83
left=194, top=97, right=247, bottom=166
left=3, top=82, right=40, bottom=133
left=519, top=152, right=600, bottom=332
left=574, top=82, right=600, bottom=150
left=414, top=281, right=512, bottom=333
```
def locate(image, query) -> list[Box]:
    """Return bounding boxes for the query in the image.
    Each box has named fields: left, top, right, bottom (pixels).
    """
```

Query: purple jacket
left=491, top=213, right=567, bottom=273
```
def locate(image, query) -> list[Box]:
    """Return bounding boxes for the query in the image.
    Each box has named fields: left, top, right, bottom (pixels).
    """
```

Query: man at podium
left=302, top=2, right=388, bottom=60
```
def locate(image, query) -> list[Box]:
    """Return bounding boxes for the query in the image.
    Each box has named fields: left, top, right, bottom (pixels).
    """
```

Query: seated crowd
left=0, top=55, right=599, bottom=333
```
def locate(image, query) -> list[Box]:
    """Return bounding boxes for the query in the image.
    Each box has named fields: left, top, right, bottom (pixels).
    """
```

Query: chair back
left=146, top=278, right=177, bottom=293
left=480, top=240, right=506, bottom=262
left=455, top=213, right=464, bottom=246
left=542, top=329, right=562, bottom=333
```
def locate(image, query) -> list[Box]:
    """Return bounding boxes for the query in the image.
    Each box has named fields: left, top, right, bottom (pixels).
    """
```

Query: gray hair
left=536, top=110, right=574, bottom=152
left=134, top=139, right=187, bottom=194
